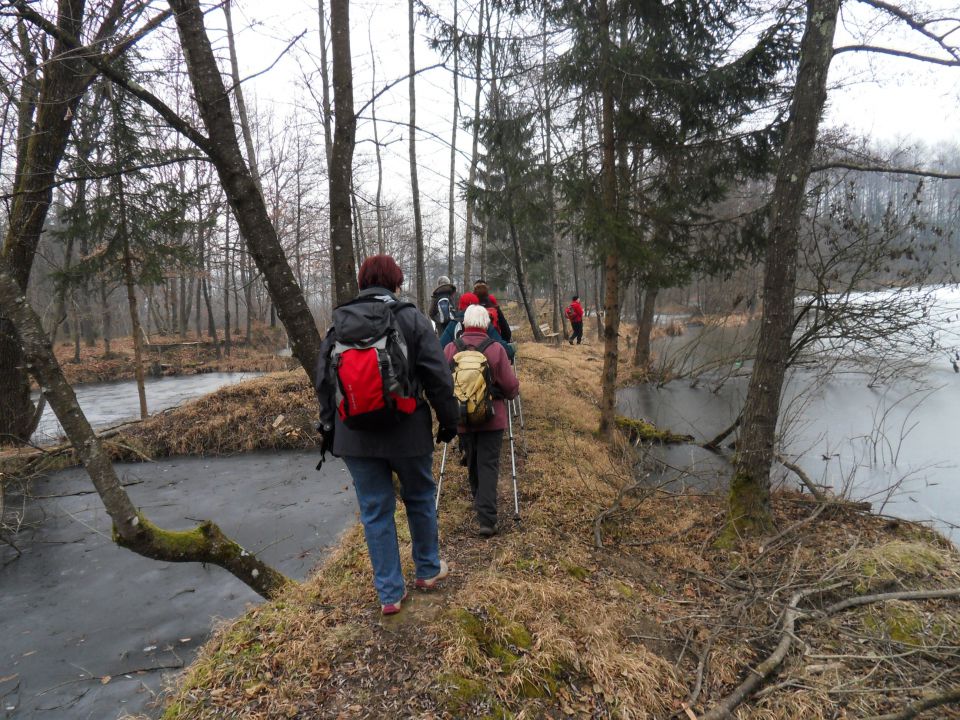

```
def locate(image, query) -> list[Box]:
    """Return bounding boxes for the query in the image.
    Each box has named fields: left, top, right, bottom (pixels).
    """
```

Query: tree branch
left=832, top=44, right=960, bottom=65
left=12, top=0, right=215, bottom=157
left=810, top=160, right=960, bottom=180
left=864, top=686, right=960, bottom=720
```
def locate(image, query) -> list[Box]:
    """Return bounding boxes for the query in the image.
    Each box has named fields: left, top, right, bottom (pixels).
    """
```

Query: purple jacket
left=443, top=328, right=520, bottom=432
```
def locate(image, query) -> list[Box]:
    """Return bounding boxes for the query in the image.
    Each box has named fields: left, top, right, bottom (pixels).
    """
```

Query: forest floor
left=51, top=324, right=295, bottom=385
left=137, top=341, right=960, bottom=719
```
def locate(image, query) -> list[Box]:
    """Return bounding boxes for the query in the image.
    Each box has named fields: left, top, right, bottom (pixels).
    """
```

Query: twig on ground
left=864, top=685, right=960, bottom=720
left=775, top=453, right=826, bottom=501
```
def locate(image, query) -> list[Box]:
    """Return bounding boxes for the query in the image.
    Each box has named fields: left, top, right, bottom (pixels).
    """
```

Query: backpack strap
left=454, top=337, right=466, bottom=352
left=476, top=337, right=495, bottom=354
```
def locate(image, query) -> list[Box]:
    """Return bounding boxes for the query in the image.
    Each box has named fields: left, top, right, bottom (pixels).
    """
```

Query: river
left=31, top=372, right=263, bottom=445
left=1, top=451, right=357, bottom=719
left=618, top=287, right=960, bottom=541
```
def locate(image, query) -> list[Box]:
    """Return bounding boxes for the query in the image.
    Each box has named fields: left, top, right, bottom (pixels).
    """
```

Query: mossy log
left=614, top=415, right=692, bottom=445
left=116, top=514, right=291, bottom=598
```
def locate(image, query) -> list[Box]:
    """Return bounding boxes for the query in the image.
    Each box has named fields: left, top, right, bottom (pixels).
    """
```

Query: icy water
left=0, top=451, right=357, bottom=719
left=31, top=372, right=262, bottom=444
left=619, top=286, right=960, bottom=540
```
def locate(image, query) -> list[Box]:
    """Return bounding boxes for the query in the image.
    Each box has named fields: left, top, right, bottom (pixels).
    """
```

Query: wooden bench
left=538, top=323, right=561, bottom=343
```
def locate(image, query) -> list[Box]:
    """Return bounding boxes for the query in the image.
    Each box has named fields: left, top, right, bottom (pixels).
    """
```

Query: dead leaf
left=100, top=676, right=112, bottom=685
left=0, top=674, right=18, bottom=683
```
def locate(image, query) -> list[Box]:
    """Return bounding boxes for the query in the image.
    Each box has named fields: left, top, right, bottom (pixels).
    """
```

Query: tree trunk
left=0, top=0, right=107, bottom=443
left=0, top=254, right=291, bottom=598
left=328, top=0, right=359, bottom=306
left=462, top=0, right=485, bottom=290
left=633, top=286, right=657, bottom=369
left=169, top=272, right=179, bottom=340
left=369, top=35, right=386, bottom=254
left=446, top=0, right=459, bottom=278
left=170, top=0, right=322, bottom=383
left=409, top=0, right=426, bottom=309
left=507, top=209, right=543, bottom=341
left=543, top=25, right=561, bottom=335
left=100, top=282, right=112, bottom=357
left=197, top=216, right=221, bottom=358
left=111, top=84, right=148, bottom=419
left=223, top=212, right=232, bottom=356
left=317, top=0, right=334, bottom=166
left=727, top=0, right=840, bottom=538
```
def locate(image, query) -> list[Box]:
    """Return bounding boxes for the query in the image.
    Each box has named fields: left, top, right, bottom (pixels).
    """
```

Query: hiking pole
left=507, top=399, right=520, bottom=521
left=435, top=442, right=448, bottom=510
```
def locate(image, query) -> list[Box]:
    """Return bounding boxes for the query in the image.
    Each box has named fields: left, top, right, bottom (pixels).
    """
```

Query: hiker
left=428, top=275, right=458, bottom=335
left=565, top=295, right=584, bottom=345
left=473, top=281, right=512, bottom=343
left=440, top=292, right=515, bottom=362
left=443, top=305, right=520, bottom=536
left=315, top=254, right=459, bottom=615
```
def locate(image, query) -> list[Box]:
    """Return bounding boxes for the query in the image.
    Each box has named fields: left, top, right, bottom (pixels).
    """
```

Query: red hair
left=458, top=292, right=479, bottom=310
left=357, top=255, right=404, bottom=291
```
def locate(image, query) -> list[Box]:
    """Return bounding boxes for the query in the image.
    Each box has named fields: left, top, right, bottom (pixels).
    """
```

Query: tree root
left=701, top=585, right=960, bottom=719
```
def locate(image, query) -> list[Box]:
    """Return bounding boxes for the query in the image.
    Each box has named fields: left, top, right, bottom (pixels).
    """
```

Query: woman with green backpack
left=443, top=305, right=520, bottom=536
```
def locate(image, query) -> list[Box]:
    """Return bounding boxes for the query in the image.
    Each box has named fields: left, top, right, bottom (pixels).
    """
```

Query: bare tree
left=409, top=0, right=427, bottom=309
left=328, top=0, right=359, bottom=305
left=727, top=0, right=841, bottom=536
left=462, top=0, right=486, bottom=289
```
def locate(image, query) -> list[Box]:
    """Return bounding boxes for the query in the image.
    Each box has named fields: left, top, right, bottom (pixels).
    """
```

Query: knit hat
left=458, top=292, right=479, bottom=310
left=437, top=275, right=451, bottom=286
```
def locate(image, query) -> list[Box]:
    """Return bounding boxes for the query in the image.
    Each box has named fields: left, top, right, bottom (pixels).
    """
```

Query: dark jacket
left=480, top=298, right=511, bottom=342
left=428, top=283, right=458, bottom=326
left=316, top=287, right=459, bottom=458
left=443, top=328, right=520, bottom=433
left=438, top=312, right=515, bottom=362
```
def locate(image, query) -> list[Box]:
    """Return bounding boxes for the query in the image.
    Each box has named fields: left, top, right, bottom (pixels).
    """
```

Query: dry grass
left=153, top=341, right=960, bottom=719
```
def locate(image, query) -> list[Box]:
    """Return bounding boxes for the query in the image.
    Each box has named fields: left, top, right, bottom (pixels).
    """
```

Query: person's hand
left=316, top=425, right=335, bottom=470
left=436, top=425, right=458, bottom=444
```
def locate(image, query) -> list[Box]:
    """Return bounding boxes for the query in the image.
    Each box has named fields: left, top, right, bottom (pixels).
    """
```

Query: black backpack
left=327, top=297, right=418, bottom=430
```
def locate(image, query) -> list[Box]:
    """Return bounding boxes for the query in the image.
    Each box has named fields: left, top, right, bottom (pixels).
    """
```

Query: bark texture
left=597, top=0, right=620, bottom=439
left=633, top=286, right=657, bottom=368
left=169, top=0, right=322, bottom=383
left=409, top=0, right=426, bottom=309
left=727, top=0, right=840, bottom=536
left=328, top=0, right=359, bottom=306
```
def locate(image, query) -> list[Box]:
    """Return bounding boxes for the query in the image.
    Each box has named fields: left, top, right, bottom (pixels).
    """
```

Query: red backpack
left=328, top=297, right=418, bottom=430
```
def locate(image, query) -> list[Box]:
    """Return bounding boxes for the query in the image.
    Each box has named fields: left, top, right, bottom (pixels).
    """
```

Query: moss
left=614, top=415, right=692, bottom=444
left=854, top=540, right=948, bottom=591
left=438, top=672, right=488, bottom=713
left=613, top=581, right=637, bottom=599
left=862, top=602, right=959, bottom=647
left=716, top=470, right=774, bottom=547
left=451, top=607, right=533, bottom=673
left=560, top=559, right=589, bottom=581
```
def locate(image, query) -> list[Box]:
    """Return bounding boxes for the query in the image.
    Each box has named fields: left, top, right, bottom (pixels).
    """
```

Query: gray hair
left=463, top=304, right=490, bottom=330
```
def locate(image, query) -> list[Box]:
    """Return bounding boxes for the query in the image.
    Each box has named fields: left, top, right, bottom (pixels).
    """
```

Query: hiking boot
left=381, top=591, right=408, bottom=615
left=478, top=523, right=498, bottom=537
left=415, top=560, right=449, bottom=590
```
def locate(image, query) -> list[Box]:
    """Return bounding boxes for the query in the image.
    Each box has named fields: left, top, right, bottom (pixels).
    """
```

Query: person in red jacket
left=443, top=305, right=520, bottom=535
left=565, top=295, right=584, bottom=345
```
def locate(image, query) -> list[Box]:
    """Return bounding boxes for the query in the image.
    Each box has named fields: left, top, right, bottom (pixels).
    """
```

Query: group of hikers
left=314, top=254, right=581, bottom=615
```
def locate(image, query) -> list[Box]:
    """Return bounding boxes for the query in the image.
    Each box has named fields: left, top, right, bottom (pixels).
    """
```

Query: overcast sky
left=217, top=0, right=960, bottom=237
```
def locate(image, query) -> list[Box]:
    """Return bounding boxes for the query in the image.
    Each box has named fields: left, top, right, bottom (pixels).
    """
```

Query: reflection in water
left=621, top=301, right=960, bottom=541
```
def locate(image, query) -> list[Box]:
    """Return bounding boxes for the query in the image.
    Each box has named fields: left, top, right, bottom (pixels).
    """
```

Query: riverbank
left=52, top=327, right=295, bottom=385
left=152, top=343, right=960, bottom=719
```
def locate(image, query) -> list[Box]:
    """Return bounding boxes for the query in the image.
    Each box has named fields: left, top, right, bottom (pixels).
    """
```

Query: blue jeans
left=343, top=453, right=441, bottom=605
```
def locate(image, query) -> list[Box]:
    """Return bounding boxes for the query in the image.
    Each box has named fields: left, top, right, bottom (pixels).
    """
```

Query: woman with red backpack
left=315, top=255, right=459, bottom=615
left=565, top=295, right=584, bottom=345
